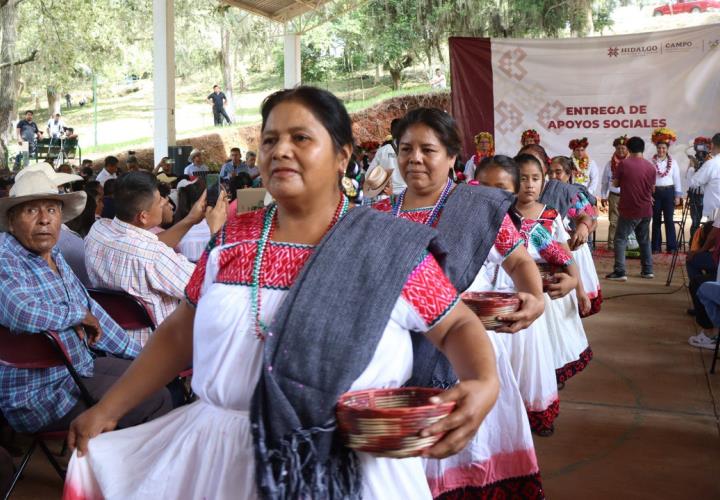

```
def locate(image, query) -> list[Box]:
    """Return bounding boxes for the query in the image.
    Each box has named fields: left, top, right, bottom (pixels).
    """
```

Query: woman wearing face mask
left=473, top=155, right=574, bottom=436
left=62, top=88, right=499, bottom=500
left=375, top=108, right=545, bottom=498
left=514, top=154, right=593, bottom=386
left=548, top=155, right=602, bottom=317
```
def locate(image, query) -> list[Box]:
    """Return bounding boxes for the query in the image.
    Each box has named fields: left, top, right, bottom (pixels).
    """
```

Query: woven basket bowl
left=461, top=291, right=520, bottom=329
left=537, top=263, right=560, bottom=292
left=337, top=387, right=455, bottom=458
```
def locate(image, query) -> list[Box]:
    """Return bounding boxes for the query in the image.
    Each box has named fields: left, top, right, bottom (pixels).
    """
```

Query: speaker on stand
left=168, top=145, right=192, bottom=177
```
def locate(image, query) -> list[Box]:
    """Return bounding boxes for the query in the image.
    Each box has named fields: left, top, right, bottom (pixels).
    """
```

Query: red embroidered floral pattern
left=186, top=208, right=458, bottom=327
left=494, top=214, right=523, bottom=257
left=372, top=198, right=393, bottom=213
left=527, top=399, right=559, bottom=435
left=401, top=254, right=459, bottom=328
left=437, top=473, right=545, bottom=500
left=556, top=346, right=593, bottom=384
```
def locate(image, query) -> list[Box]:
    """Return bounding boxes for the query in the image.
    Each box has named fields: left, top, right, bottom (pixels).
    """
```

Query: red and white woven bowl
left=537, top=263, right=560, bottom=292
left=461, top=291, right=521, bottom=329
left=336, top=387, right=455, bottom=458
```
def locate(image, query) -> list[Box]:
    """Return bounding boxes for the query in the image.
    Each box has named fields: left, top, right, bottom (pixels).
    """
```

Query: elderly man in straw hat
left=184, top=149, right=209, bottom=177
left=0, top=169, right=172, bottom=435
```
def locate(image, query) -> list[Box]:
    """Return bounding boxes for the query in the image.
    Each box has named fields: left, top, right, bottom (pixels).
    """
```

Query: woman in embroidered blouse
left=548, top=155, right=603, bottom=317
left=62, top=88, right=500, bottom=500
left=376, top=108, right=546, bottom=498
left=650, top=127, right=683, bottom=253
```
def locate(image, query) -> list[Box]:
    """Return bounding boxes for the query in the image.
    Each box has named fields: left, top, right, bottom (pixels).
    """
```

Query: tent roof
left=223, top=0, right=333, bottom=22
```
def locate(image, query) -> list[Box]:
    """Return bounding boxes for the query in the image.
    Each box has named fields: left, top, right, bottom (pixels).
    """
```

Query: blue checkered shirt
left=0, top=235, right=140, bottom=433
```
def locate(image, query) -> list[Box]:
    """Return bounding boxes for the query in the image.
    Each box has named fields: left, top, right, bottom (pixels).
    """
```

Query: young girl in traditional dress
left=548, top=155, right=602, bottom=317
left=515, top=154, right=594, bottom=386
left=474, top=155, right=577, bottom=436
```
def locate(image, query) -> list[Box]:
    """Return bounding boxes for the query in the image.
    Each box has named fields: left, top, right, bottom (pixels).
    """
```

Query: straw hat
left=15, top=162, right=83, bottom=186
left=0, top=171, right=87, bottom=231
left=363, top=167, right=393, bottom=198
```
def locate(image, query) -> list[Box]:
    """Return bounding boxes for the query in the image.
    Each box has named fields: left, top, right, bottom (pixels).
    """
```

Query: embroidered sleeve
left=567, top=192, right=597, bottom=220
left=401, top=251, right=459, bottom=330
left=493, top=214, right=524, bottom=259
left=528, top=224, right=573, bottom=267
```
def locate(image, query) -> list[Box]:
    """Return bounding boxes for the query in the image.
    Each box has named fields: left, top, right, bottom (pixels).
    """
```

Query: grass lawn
left=16, top=70, right=433, bottom=159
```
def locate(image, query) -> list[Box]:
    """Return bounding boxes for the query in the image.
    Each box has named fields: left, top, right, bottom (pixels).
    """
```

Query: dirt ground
left=5, top=216, right=719, bottom=499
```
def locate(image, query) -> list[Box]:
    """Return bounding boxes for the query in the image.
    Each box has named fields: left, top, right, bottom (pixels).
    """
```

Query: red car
left=653, top=0, right=720, bottom=15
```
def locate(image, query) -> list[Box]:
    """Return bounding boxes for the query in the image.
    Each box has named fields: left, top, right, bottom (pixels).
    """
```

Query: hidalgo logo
left=608, top=45, right=659, bottom=57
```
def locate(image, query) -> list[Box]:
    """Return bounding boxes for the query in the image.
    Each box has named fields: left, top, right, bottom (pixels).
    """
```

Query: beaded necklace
left=653, top=154, right=672, bottom=178
left=250, top=194, right=349, bottom=340
left=392, top=178, right=454, bottom=227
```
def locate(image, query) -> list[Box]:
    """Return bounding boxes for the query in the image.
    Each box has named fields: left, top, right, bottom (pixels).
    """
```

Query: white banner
left=491, top=24, right=720, bottom=189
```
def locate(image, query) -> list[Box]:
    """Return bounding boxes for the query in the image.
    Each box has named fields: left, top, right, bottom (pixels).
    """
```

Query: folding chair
left=87, top=289, right=193, bottom=400
left=87, top=288, right=156, bottom=332
left=0, top=327, right=95, bottom=500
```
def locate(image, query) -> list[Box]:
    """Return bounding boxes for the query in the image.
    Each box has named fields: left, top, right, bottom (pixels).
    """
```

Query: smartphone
left=206, top=173, right=220, bottom=207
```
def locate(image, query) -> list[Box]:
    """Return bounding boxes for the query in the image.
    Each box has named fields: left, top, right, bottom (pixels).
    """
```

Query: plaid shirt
left=0, top=235, right=140, bottom=433
left=85, top=218, right=195, bottom=345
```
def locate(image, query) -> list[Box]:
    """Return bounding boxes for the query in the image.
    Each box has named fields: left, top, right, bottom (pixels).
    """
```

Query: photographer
left=686, top=137, right=713, bottom=240
left=689, top=133, right=720, bottom=219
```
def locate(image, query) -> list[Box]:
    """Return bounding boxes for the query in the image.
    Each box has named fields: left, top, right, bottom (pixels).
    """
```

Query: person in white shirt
left=689, top=133, right=720, bottom=219
left=184, top=149, right=209, bottom=176
left=600, top=135, right=629, bottom=251
left=95, top=156, right=119, bottom=187
left=463, top=132, right=494, bottom=181
left=650, top=127, right=683, bottom=253
left=569, top=137, right=599, bottom=196
left=429, top=68, right=447, bottom=89
left=46, top=113, right=66, bottom=139
left=366, top=119, right=406, bottom=194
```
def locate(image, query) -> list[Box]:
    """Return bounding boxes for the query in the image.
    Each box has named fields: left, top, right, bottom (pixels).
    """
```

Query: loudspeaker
left=168, top=145, right=192, bottom=177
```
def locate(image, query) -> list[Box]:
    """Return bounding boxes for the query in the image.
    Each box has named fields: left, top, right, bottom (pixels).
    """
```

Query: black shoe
left=640, top=272, right=655, bottom=279
left=535, top=425, right=555, bottom=437
left=606, top=272, right=628, bottom=282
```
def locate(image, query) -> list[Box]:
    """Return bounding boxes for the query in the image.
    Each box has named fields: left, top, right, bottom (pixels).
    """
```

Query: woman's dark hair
left=174, top=181, right=205, bottom=224
left=260, top=86, right=354, bottom=153
left=395, top=108, right=462, bottom=158
left=514, top=153, right=546, bottom=189
left=518, top=144, right=550, bottom=169
left=66, top=195, right=97, bottom=238
left=114, top=171, right=159, bottom=223
left=476, top=155, right=519, bottom=191
left=103, top=178, right=116, bottom=197
left=550, top=156, right=574, bottom=180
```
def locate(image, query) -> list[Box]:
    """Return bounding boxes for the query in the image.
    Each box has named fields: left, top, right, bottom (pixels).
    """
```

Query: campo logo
left=710, top=39, right=719, bottom=50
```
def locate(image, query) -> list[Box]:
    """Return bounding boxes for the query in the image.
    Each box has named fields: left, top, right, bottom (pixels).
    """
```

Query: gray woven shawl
left=250, top=205, right=447, bottom=499
left=407, top=183, right=514, bottom=388
left=541, top=179, right=597, bottom=219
